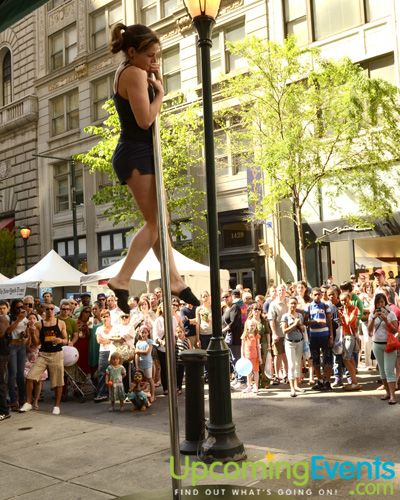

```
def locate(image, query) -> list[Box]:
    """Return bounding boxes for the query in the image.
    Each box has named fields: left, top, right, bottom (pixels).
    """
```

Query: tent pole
left=151, top=82, right=181, bottom=499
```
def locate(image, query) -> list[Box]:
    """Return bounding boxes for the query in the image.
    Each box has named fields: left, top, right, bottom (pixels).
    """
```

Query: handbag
left=264, top=350, right=273, bottom=379
left=385, top=332, right=400, bottom=353
left=115, top=343, right=135, bottom=362
left=303, top=341, right=311, bottom=360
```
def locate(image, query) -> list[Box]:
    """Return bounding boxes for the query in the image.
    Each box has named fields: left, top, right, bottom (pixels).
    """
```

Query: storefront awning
left=0, top=217, right=14, bottom=230
left=0, top=0, right=48, bottom=33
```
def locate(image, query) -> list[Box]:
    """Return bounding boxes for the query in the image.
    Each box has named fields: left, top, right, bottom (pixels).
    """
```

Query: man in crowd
left=20, top=302, right=68, bottom=415
left=304, top=288, right=334, bottom=391
left=180, top=301, right=197, bottom=348
left=73, top=292, right=92, bottom=318
left=106, top=294, right=121, bottom=325
left=43, top=291, right=60, bottom=314
left=222, top=290, right=243, bottom=378
left=268, top=284, right=288, bottom=384
left=58, top=299, right=78, bottom=345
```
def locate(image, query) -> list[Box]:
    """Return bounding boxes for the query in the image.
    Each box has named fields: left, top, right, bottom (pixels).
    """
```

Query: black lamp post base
left=200, top=424, right=247, bottom=463
left=180, top=439, right=202, bottom=455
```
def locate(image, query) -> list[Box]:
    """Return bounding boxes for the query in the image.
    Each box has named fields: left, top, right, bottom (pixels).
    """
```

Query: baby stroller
left=63, top=346, right=96, bottom=402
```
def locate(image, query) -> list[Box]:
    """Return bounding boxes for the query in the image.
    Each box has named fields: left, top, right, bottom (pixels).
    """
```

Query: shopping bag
left=384, top=332, right=400, bottom=353
left=264, top=350, right=273, bottom=379
left=303, top=341, right=311, bottom=360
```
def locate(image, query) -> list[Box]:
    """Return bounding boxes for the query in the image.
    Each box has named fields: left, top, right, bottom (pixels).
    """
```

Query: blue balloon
left=235, top=357, right=253, bottom=377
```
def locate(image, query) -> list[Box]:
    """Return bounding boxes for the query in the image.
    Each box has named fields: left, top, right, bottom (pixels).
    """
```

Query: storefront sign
left=0, top=285, right=26, bottom=299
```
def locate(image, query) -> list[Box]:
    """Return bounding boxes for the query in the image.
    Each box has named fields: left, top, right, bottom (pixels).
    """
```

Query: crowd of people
left=0, top=267, right=398, bottom=421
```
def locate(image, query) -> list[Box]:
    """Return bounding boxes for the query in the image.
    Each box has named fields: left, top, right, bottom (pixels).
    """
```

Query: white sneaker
left=52, top=406, right=61, bottom=415
left=242, top=386, right=252, bottom=393
left=19, top=403, right=32, bottom=413
left=252, top=386, right=258, bottom=393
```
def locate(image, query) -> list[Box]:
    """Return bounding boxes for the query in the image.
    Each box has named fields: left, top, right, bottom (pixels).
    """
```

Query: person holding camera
left=7, top=299, right=29, bottom=411
left=368, top=293, right=398, bottom=404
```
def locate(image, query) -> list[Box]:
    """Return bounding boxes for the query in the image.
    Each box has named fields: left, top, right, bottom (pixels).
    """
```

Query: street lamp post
left=183, top=0, right=246, bottom=463
left=20, top=226, right=31, bottom=270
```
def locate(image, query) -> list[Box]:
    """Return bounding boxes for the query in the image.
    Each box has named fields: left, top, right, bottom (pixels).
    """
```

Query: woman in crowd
left=153, top=304, right=177, bottom=395
left=94, top=310, right=118, bottom=402
left=368, top=293, right=398, bottom=405
left=75, top=307, right=91, bottom=375
left=248, top=304, right=271, bottom=388
left=281, top=297, right=306, bottom=397
left=195, top=291, right=212, bottom=350
left=88, top=301, right=102, bottom=376
left=7, top=299, right=28, bottom=410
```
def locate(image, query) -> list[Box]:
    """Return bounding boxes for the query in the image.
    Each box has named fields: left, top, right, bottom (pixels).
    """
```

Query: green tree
left=222, top=36, right=400, bottom=280
left=76, top=98, right=207, bottom=261
left=0, top=228, right=16, bottom=277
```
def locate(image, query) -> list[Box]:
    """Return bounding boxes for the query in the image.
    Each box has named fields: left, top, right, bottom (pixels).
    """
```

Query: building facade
left=1, top=0, right=399, bottom=291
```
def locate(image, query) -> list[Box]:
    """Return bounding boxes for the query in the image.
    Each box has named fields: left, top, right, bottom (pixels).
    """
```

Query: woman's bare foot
left=108, top=277, right=130, bottom=291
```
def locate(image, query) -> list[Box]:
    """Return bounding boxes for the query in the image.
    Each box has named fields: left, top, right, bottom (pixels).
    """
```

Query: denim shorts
left=310, top=335, right=333, bottom=368
left=342, top=335, right=356, bottom=361
left=112, top=139, right=155, bottom=184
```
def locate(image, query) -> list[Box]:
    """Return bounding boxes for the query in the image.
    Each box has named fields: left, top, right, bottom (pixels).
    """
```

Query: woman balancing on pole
left=108, top=24, right=200, bottom=313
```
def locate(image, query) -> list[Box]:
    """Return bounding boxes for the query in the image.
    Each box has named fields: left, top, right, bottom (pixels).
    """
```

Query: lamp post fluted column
left=185, top=8, right=246, bottom=463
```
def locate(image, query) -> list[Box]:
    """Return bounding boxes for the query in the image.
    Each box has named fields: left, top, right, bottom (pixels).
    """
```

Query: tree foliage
left=0, top=229, right=15, bottom=277
left=76, top=97, right=207, bottom=261
left=222, top=36, right=400, bottom=280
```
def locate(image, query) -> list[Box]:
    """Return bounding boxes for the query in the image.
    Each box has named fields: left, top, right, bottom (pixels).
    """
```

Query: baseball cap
left=374, top=269, right=386, bottom=278
left=97, top=293, right=106, bottom=300
left=80, top=292, right=91, bottom=298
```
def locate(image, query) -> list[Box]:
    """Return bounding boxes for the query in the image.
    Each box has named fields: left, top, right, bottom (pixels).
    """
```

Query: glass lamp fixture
left=20, top=227, right=31, bottom=239
left=183, top=0, right=222, bottom=20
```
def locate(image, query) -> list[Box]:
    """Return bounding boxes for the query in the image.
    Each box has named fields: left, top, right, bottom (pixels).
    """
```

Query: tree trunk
left=294, top=203, right=307, bottom=282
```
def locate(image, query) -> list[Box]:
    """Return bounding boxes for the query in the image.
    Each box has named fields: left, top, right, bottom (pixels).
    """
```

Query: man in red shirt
left=338, top=293, right=360, bottom=391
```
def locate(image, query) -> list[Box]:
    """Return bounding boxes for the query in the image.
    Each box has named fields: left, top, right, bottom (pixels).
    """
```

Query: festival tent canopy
left=0, top=272, right=9, bottom=284
left=80, top=248, right=230, bottom=294
left=0, top=250, right=83, bottom=293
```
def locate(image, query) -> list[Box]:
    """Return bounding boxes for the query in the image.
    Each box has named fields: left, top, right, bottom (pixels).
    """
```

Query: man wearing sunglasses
left=20, top=303, right=67, bottom=415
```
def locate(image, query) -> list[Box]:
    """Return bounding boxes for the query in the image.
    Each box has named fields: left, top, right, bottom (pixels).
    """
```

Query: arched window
left=2, top=49, right=11, bottom=106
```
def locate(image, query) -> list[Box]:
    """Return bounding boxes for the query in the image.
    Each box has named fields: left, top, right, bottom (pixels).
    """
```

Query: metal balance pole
left=151, top=81, right=182, bottom=499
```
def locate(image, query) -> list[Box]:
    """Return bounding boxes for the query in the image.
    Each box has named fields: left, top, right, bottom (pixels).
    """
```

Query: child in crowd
left=241, top=319, right=262, bottom=394
left=135, top=325, right=155, bottom=402
left=175, top=325, right=190, bottom=394
left=105, top=352, right=126, bottom=412
left=24, top=312, right=47, bottom=409
left=128, top=369, right=151, bottom=411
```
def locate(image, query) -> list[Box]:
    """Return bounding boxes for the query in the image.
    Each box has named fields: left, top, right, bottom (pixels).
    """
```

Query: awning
left=0, top=0, right=49, bottom=33
left=0, top=217, right=14, bottom=230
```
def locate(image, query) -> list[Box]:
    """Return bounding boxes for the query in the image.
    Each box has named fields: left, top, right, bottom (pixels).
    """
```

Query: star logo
left=265, top=450, right=275, bottom=461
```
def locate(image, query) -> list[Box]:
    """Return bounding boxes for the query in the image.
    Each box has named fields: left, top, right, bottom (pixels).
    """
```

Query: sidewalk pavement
left=0, top=368, right=399, bottom=500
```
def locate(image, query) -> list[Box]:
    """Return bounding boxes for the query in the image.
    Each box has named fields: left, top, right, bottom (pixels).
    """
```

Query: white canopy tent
left=0, top=272, right=9, bottom=284
left=81, top=248, right=230, bottom=298
left=0, top=250, right=84, bottom=299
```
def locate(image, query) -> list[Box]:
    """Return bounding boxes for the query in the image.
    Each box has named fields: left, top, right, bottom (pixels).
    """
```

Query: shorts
left=112, top=140, right=155, bottom=184
left=140, top=366, right=152, bottom=379
left=310, top=336, right=333, bottom=368
left=27, top=351, right=64, bottom=388
left=342, top=335, right=356, bottom=361
left=272, top=337, right=285, bottom=356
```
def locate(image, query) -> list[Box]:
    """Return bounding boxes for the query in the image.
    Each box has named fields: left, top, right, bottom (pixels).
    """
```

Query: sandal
left=176, top=287, right=200, bottom=308
left=107, top=283, right=130, bottom=314
left=0, top=414, right=11, bottom=421
left=380, top=395, right=390, bottom=401
left=32, top=402, right=39, bottom=410
left=388, top=399, right=397, bottom=405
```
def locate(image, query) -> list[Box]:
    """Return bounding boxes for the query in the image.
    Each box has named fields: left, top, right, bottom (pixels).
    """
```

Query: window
left=92, top=74, right=113, bottom=121
left=140, top=0, right=176, bottom=25
left=98, top=230, right=132, bottom=267
left=56, top=238, right=86, bottom=257
left=2, top=49, right=11, bottom=106
left=49, top=24, right=77, bottom=70
left=284, top=0, right=308, bottom=46
left=215, top=118, right=250, bottom=176
left=312, top=0, right=362, bottom=40
left=90, top=2, right=122, bottom=51
left=54, top=163, right=84, bottom=213
left=221, top=221, right=253, bottom=249
left=48, top=0, right=66, bottom=10
left=51, top=89, right=79, bottom=136
left=361, top=53, right=396, bottom=85
left=207, top=22, right=245, bottom=81
left=162, top=46, right=181, bottom=94
left=283, top=0, right=391, bottom=44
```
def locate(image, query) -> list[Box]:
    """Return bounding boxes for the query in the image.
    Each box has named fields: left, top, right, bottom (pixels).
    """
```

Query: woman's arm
left=124, top=67, right=164, bottom=130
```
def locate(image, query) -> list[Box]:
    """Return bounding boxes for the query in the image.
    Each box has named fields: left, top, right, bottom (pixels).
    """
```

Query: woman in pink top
left=241, top=319, right=262, bottom=394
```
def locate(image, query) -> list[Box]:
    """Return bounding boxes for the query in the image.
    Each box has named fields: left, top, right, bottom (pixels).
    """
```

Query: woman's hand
left=149, top=62, right=162, bottom=82
left=147, top=75, right=164, bottom=96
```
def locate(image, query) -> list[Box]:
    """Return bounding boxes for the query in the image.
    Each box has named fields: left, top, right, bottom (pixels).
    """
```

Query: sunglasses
left=222, top=296, right=230, bottom=299
left=253, top=308, right=262, bottom=311
left=61, top=307, right=70, bottom=311
left=121, top=315, right=130, bottom=319
left=23, top=303, right=33, bottom=307
left=45, top=307, right=55, bottom=311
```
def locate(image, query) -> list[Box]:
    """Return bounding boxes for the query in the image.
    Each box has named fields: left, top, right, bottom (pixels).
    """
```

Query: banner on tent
left=0, top=285, right=26, bottom=299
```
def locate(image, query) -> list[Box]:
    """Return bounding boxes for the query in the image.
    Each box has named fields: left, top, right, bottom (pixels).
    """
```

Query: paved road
left=0, top=367, right=398, bottom=500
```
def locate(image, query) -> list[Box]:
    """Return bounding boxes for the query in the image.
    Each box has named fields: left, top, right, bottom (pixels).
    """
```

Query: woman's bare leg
left=108, top=170, right=189, bottom=294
